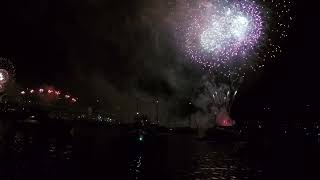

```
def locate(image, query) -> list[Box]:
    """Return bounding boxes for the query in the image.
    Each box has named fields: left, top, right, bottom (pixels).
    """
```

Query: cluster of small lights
left=173, top=0, right=293, bottom=76
left=97, top=115, right=114, bottom=123
left=20, top=87, right=78, bottom=103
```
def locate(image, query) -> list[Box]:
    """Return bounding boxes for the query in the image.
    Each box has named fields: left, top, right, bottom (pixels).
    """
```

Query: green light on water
left=139, top=135, right=143, bottom=141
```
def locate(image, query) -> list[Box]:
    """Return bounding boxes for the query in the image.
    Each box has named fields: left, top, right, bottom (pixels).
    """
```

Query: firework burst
left=0, top=57, right=15, bottom=92
left=169, top=0, right=293, bottom=126
left=172, top=0, right=293, bottom=75
left=187, top=0, right=263, bottom=64
left=0, top=69, right=10, bottom=84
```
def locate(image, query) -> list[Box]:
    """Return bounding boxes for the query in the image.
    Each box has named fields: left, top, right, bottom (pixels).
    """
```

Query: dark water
left=0, top=121, right=264, bottom=180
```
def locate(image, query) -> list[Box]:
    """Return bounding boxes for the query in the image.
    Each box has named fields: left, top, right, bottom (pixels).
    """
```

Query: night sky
left=0, top=0, right=318, bottom=123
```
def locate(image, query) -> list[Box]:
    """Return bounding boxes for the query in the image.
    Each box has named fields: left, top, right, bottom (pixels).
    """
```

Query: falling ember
left=65, top=95, right=70, bottom=99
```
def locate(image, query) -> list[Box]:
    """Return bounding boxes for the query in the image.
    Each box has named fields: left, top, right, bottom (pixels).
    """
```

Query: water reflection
left=129, top=152, right=143, bottom=180
left=48, top=139, right=58, bottom=159
left=9, top=132, right=24, bottom=153
left=2, top=125, right=262, bottom=180
left=189, top=143, right=262, bottom=180
left=5, top=128, right=74, bottom=179
left=63, top=144, right=73, bottom=160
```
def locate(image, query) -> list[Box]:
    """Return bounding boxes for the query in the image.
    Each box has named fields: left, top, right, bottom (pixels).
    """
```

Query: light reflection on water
left=9, top=133, right=24, bottom=153
left=126, top=140, right=262, bottom=180
left=5, top=128, right=260, bottom=180
left=129, top=152, right=143, bottom=180
left=188, top=143, right=262, bottom=180
left=191, top=152, right=250, bottom=180
left=10, top=133, right=73, bottom=161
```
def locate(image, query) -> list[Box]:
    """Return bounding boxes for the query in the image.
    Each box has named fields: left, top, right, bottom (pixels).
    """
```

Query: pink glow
left=216, top=111, right=235, bottom=127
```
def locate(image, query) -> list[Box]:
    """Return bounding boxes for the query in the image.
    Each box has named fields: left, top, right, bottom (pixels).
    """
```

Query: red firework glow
left=216, top=111, right=235, bottom=127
